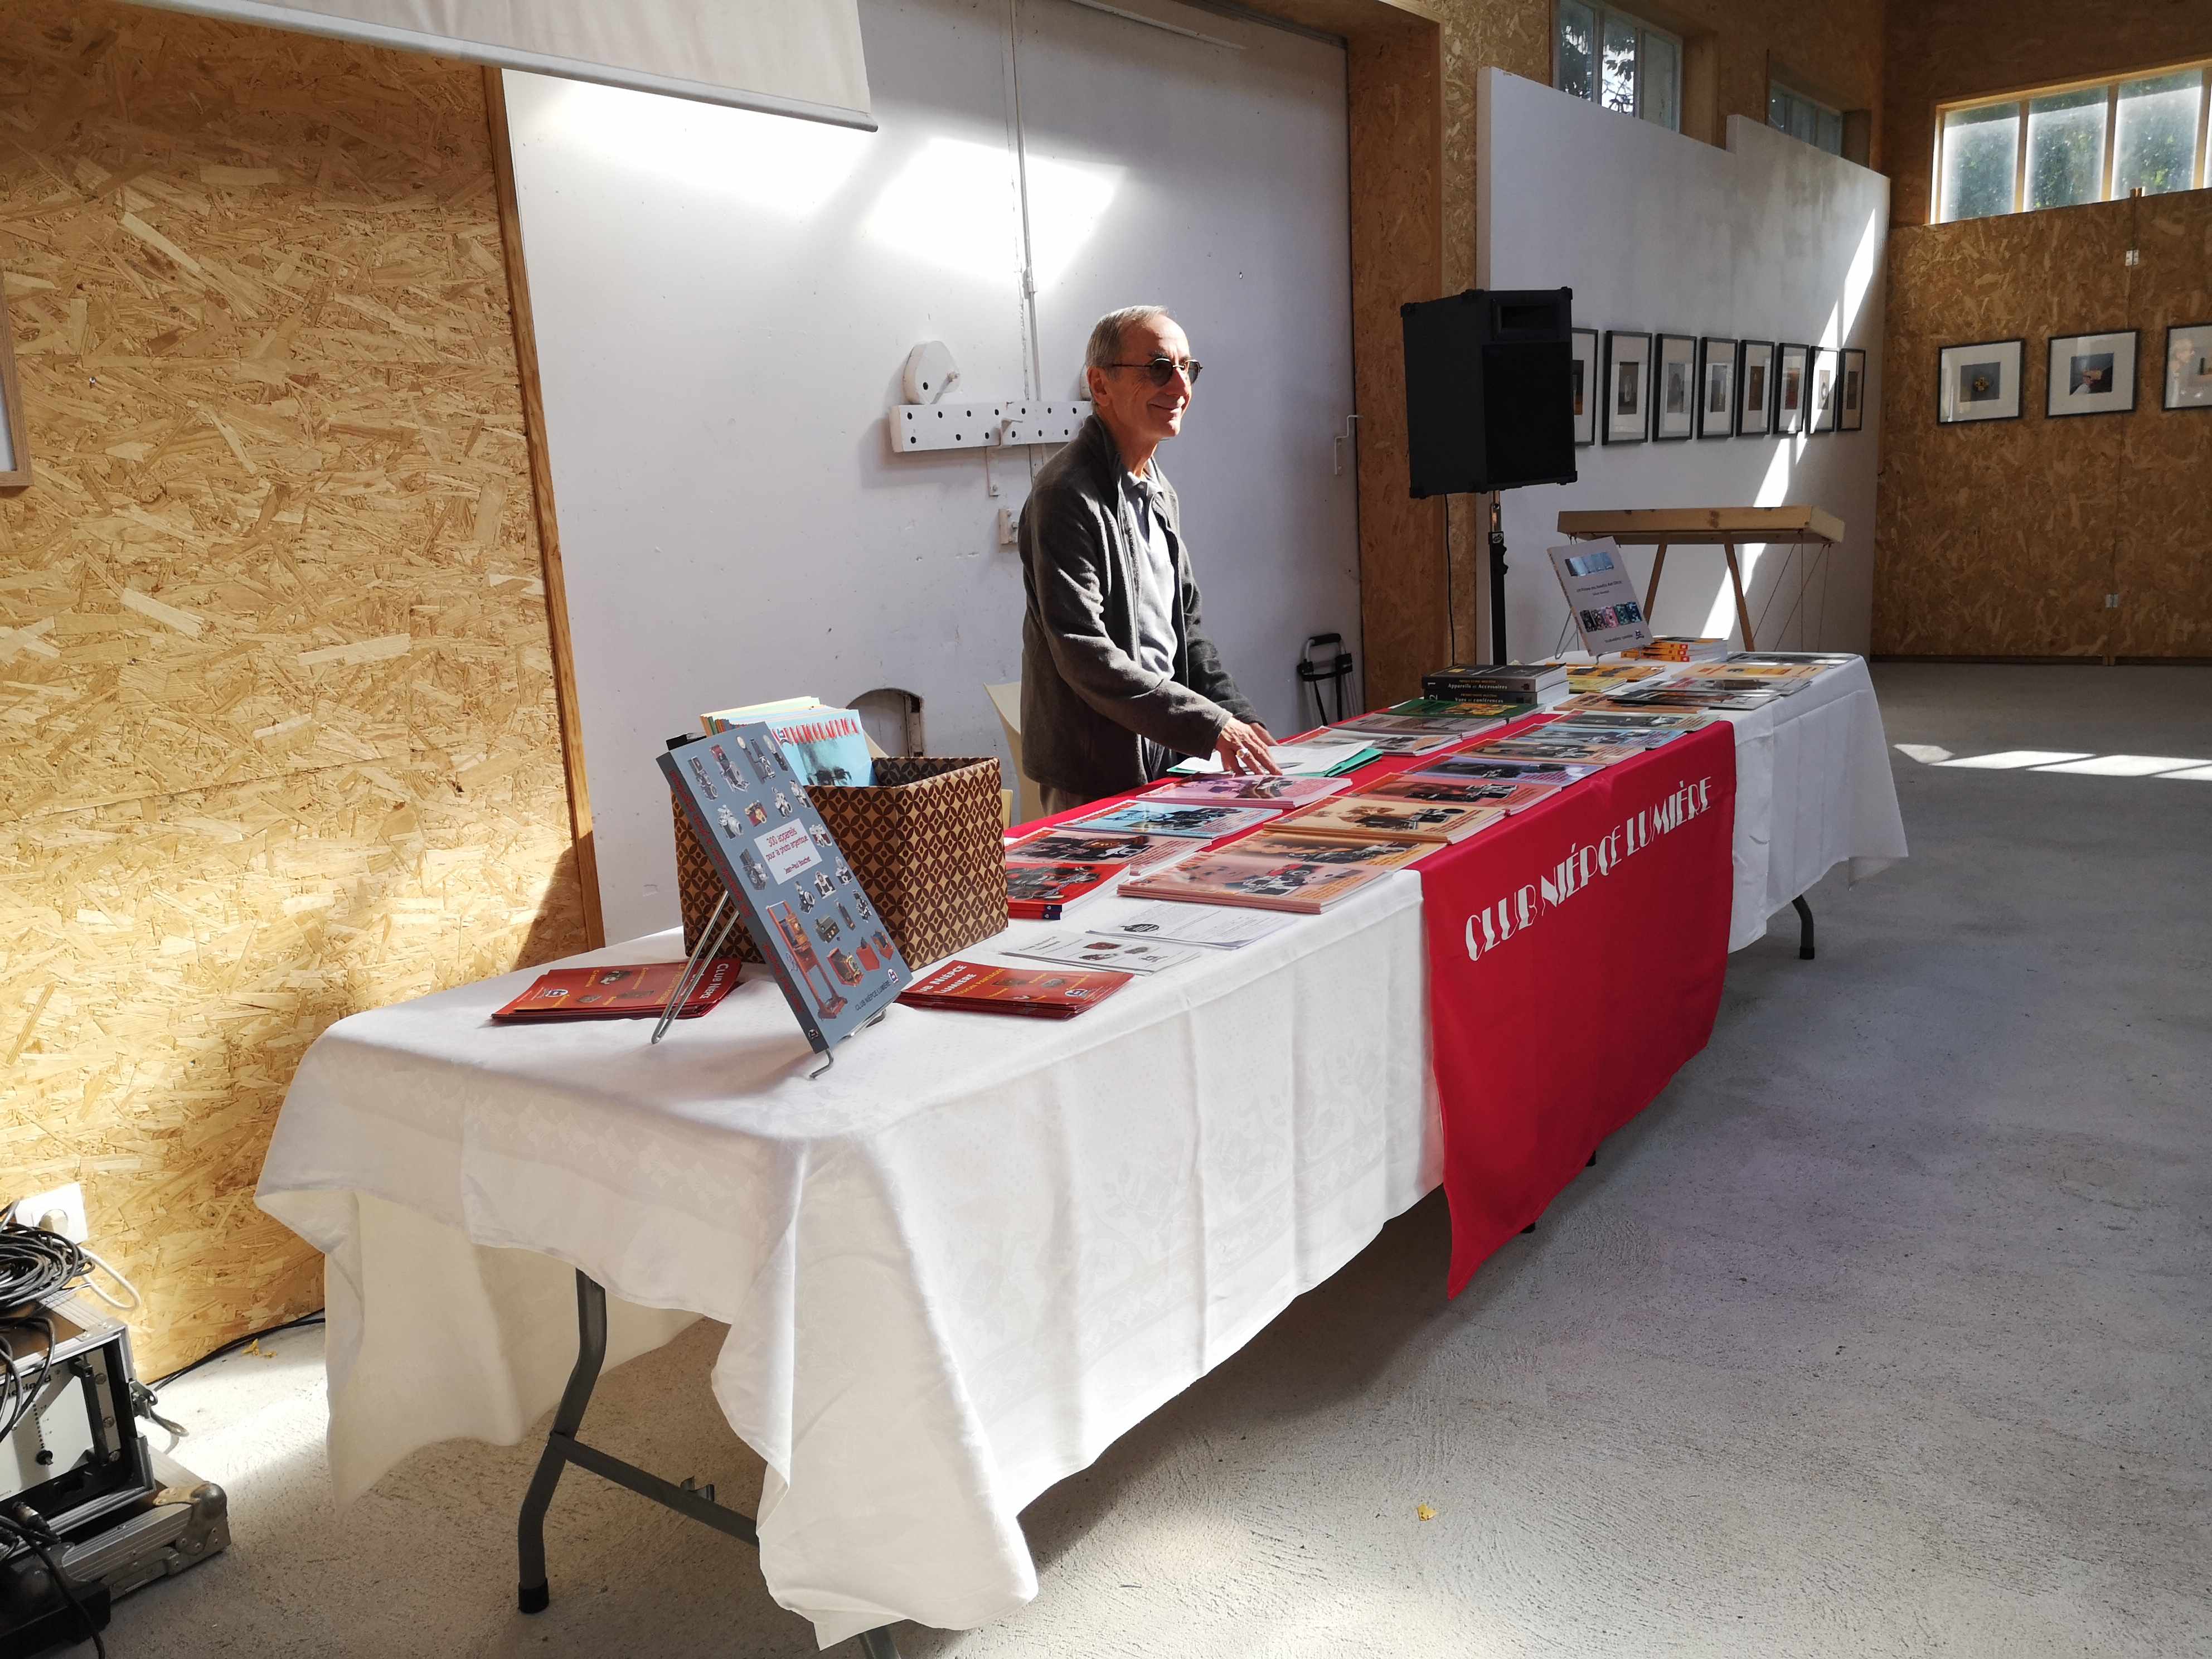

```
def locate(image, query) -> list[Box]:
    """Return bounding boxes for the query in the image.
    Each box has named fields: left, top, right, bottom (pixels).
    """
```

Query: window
left=1769, top=82, right=1844, bottom=156
left=1937, top=60, right=2212, bottom=222
left=1556, top=2, right=1682, bottom=132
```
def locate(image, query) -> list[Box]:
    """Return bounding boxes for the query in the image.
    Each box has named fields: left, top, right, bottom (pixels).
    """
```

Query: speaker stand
left=1486, top=497, right=1510, bottom=663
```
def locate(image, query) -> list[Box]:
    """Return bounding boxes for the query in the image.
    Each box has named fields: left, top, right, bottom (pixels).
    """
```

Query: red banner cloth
left=1413, top=721, right=1736, bottom=1292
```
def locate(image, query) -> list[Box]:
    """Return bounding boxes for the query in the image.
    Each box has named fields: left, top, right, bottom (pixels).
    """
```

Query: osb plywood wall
left=1876, top=193, right=2212, bottom=657
left=1886, top=0, right=2212, bottom=227
left=1264, top=0, right=1885, bottom=699
left=0, top=3, right=585, bottom=1375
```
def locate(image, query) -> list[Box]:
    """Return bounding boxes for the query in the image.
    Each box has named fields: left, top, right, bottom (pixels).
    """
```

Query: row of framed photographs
left=1936, top=324, right=2212, bottom=424
left=1568, top=329, right=1862, bottom=447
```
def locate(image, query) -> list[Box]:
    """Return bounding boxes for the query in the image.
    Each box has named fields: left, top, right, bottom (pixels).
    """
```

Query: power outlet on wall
left=12, top=1181, right=89, bottom=1243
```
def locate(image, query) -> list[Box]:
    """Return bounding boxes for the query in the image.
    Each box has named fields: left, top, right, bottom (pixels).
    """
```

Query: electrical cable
left=147, top=1309, right=326, bottom=1393
left=0, top=1221, right=88, bottom=1313
left=0, top=1505, right=106, bottom=1659
left=76, top=1248, right=140, bottom=1313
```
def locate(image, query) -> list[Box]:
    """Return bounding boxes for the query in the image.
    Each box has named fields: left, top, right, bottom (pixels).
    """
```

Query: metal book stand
left=649, top=892, right=886, bottom=1075
left=518, top=1269, right=905, bottom=1657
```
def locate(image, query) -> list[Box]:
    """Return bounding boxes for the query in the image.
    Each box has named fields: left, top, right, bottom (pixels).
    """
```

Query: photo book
left=1005, top=828, right=1195, bottom=872
left=699, top=698, right=875, bottom=788
left=1269, top=794, right=1502, bottom=845
left=1066, top=801, right=1286, bottom=840
left=1120, top=849, right=1394, bottom=914
left=492, top=960, right=740, bottom=1023
left=1363, top=773, right=1561, bottom=812
left=1401, top=754, right=1599, bottom=789
left=1228, top=831, right=1432, bottom=871
left=1145, top=774, right=1351, bottom=809
left=898, top=959, right=1133, bottom=1020
left=1005, top=857, right=1125, bottom=920
left=661, top=727, right=911, bottom=1060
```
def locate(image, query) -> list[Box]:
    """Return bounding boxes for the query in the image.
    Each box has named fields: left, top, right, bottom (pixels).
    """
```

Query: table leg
left=1792, top=894, right=1815, bottom=961
left=858, top=1629, right=905, bottom=1658
left=518, top=1270, right=609, bottom=1613
left=1724, top=542, right=1755, bottom=651
left=1643, top=542, right=1669, bottom=620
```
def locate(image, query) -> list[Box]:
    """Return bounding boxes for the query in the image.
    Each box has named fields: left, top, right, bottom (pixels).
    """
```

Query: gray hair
left=1084, top=305, right=1172, bottom=373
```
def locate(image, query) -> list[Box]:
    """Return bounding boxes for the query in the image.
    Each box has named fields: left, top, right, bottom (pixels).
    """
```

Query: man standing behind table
left=1018, top=305, right=1279, bottom=816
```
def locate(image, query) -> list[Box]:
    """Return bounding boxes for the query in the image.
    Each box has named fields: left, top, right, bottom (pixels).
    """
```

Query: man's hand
left=1214, top=717, right=1281, bottom=775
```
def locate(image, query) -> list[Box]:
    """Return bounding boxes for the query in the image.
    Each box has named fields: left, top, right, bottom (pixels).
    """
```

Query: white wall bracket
left=890, top=400, right=1092, bottom=453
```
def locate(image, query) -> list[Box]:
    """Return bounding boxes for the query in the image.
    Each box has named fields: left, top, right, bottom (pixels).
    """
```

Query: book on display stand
left=659, top=725, right=911, bottom=1075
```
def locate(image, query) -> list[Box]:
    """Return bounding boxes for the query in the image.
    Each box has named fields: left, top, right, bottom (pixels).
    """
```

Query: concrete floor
left=96, top=664, right=2209, bottom=1658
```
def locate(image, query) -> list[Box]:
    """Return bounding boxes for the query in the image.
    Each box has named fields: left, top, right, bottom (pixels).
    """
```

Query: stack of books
left=1537, top=660, right=1675, bottom=697
left=1004, top=857, right=1126, bottom=920
left=1618, top=637, right=1729, bottom=663
left=1420, top=662, right=1571, bottom=708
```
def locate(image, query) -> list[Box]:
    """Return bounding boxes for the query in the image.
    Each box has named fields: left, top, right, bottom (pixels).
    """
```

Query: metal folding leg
left=1791, top=894, right=1815, bottom=960
left=516, top=1270, right=904, bottom=1657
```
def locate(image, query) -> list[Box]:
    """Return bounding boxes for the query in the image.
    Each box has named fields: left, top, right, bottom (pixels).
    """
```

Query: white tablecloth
left=258, top=661, right=1904, bottom=1646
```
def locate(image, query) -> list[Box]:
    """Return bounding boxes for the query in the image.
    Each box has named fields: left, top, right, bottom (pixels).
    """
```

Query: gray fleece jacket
left=1017, top=416, right=1258, bottom=800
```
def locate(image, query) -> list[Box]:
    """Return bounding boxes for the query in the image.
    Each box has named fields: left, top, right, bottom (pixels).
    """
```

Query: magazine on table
left=1321, top=724, right=1463, bottom=756
left=1167, top=737, right=1379, bottom=778
left=1066, top=801, right=1286, bottom=840
left=1229, top=831, right=1432, bottom=870
left=1331, top=711, right=1477, bottom=739
left=1005, top=857, right=1124, bottom=919
left=1535, top=721, right=1685, bottom=750
left=898, top=959, right=1133, bottom=1019
left=1462, top=735, right=1638, bottom=765
left=1001, top=932, right=1202, bottom=976
left=1388, top=696, right=1531, bottom=725
left=1728, top=651, right=1854, bottom=667
left=1619, top=637, right=1729, bottom=662
left=1005, top=828, right=1195, bottom=872
left=1270, top=794, right=1502, bottom=845
left=1120, top=849, right=1395, bottom=914
left=1670, top=666, right=1811, bottom=693
left=1144, top=773, right=1351, bottom=809
left=1540, top=708, right=1705, bottom=731
left=1363, top=774, right=1561, bottom=812
left=1406, top=754, right=1599, bottom=788
left=1085, top=901, right=1298, bottom=950
left=491, top=960, right=740, bottom=1023
left=1603, top=683, right=1782, bottom=711
left=1537, top=661, right=1673, bottom=695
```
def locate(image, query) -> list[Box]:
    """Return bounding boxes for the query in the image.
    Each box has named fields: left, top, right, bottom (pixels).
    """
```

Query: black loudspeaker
left=1401, top=288, right=1577, bottom=497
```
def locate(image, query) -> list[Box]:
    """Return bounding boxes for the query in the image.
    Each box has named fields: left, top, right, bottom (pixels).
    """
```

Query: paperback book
left=492, top=960, right=740, bottom=1023
left=1539, top=661, right=1673, bottom=695
left=898, top=959, right=1133, bottom=1019
left=661, top=727, right=910, bottom=1058
left=1388, top=696, right=1532, bottom=724
left=1120, top=849, right=1394, bottom=914
left=1365, top=773, right=1560, bottom=812
left=1270, top=794, right=1502, bottom=845
left=1619, top=637, right=1728, bottom=662
left=1002, top=932, right=1202, bottom=976
left=1728, top=651, right=1854, bottom=667
left=1407, top=754, right=1599, bottom=788
left=1229, top=831, right=1432, bottom=870
left=1066, top=801, right=1285, bottom=840
left=1167, top=738, right=1380, bottom=778
left=1422, top=663, right=1570, bottom=706
left=1321, top=726, right=1463, bottom=757
left=1604, top=683, right=1782, bottom=710
left=1461, top=735, right=1638, bottom=765
left=1673, top=663, right=1813, bottom=691
left=1005, top=857, right=1124, bottom=919
left=700, top=699, right=875, bottom=787
left=1006, top=828, right=1194, bottom=872
left=1146, top=774, right=1351, bottom=808
left=1086, top=902, right=1298, bottom=950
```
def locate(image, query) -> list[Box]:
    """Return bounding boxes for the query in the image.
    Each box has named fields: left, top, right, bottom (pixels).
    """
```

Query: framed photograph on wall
left=1603, top=331, right=1652, bottom=444
left=1937, top=338, right=2023, bottom=423
left=2164, top=322, right=2212, bottom=410
left=1811, top=349, right=1840, bottom=434
left=1696, top=337, right=1736, bottom=439
left=2047, top=329, right=2137, bottom=418
left=1776, top=343, right=1811, bottom=435
left=1840, top=348, right=1867, bottom=431
left=1652, top=333, right=1696, bottom=440
left=1738, top=340, right=1775, bottom=436
left=1570, top=327, right=1599, bottom=446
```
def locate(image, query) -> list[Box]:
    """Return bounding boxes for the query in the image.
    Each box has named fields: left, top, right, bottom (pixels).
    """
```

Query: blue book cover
left=703, top=704, right=874, bottom=788
left=660, top=725, right=909, bottom=1057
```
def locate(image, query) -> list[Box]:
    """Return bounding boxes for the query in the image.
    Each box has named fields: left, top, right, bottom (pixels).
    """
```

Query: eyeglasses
left=1104, top=356, right=1204, bottom=387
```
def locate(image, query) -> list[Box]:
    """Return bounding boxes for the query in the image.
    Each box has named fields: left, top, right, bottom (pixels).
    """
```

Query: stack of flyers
left=1356, top=773, right=1559, bottom=813
left=1086, top=901, right=1298, bottom=949
left=1269, top=794, right=1502, bottom=845
left=1001, top=932, right=1202, bottom=975
left=899, top=959, right=1132, bottom=1019
left=1228, top=830, right=1432, bottom=870
left=1005, top=858, right=1124, bottom=920
left=1006, top=828, right=1196, bottom=872
left=1066, top=801, right=1285, bottom=840
left=1146, top=773, right=1351, bottom=809
left=1120, top=849, right=1394, bottom=914
left=492, top=961, right=740, bottom=1023
left=1168, top=737, right=1380, bottom=778
left=1404, top=754, right=1600, bottom=789
left=1389, top=696, right=1534, bottom=724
